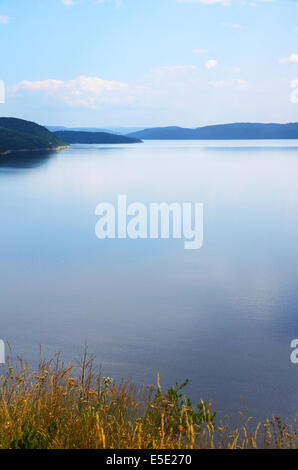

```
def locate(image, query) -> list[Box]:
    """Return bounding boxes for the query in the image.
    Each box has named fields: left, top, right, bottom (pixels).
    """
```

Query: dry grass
left=0, top=351, right=296, bottom=449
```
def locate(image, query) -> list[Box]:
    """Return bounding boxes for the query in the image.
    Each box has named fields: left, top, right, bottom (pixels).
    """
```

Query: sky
left=0, top=0, right=298, bottom=127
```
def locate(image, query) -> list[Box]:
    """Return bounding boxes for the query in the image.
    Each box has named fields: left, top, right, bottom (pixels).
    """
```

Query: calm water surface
left=0, top=140, right=297, bottom=423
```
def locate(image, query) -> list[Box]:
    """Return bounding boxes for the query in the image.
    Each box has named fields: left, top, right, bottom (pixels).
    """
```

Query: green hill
left=0, top=117, right=68, bottom=154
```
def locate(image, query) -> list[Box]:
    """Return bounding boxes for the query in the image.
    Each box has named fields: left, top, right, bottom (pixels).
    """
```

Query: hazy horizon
left=45, top=120, right=298, bottom=130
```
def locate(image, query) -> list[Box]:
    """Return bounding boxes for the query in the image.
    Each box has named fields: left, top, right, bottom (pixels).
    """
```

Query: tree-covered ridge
left=0, top=117, right=67, bottom=154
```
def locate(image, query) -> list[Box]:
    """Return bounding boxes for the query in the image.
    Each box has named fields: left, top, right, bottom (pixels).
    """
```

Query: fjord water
left=0, top=141, right=297, bottom=423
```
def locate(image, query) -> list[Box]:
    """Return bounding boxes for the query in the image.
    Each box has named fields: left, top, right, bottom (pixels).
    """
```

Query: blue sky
left=1, top=0, right=298, bottom=127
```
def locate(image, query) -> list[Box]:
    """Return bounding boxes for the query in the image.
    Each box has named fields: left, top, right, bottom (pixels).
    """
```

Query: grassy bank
left=0, top=352, right=296, bottom=449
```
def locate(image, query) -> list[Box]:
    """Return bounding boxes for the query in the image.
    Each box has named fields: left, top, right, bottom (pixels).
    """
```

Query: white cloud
left=62, top=0, right=73, bottom=5
left=10, top=75, right=145, bottom=108
left=205, top=59, right=217, bottom=69
left=280, top=54, right=298, bottom=64
left=0, top=15, right=9, bottom=24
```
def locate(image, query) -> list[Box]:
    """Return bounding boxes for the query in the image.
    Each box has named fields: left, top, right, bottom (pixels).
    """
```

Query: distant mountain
left=127, top=123, right=298, bottom=140
left=0, top=118, right=68, bottom=155
left=47, top=126, right=144, bottom=135
left=48, top=126, right=113, bottom=133
left=127, top=126, right=194, bottom=140
left=54, top=130, right=142, bottom=144
left=106, top=127, right=145, bottom=135
left=47, top=126, right=69, bottom=132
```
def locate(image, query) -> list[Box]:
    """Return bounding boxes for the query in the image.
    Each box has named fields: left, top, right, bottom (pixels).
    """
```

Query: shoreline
left=0, top=145, right=69, bottom=156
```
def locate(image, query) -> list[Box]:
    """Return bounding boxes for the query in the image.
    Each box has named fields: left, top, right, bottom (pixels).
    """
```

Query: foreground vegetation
left=0, top=352, right=296, bottom=449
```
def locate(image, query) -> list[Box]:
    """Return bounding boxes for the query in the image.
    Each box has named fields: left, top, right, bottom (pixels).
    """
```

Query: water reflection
left=0, top=141, right=297, bottom=424
left=0, top=150, right=56, bottom=170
